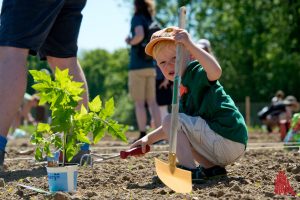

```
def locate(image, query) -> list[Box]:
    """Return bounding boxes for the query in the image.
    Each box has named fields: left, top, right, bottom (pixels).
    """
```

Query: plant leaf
left=89, top=95, right=102, bottom=112
left=93, top=126, right=105, bottom=144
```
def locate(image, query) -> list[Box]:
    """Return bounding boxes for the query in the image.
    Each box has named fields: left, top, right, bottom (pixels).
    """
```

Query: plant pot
left=46, top=164, right=78, bottom=192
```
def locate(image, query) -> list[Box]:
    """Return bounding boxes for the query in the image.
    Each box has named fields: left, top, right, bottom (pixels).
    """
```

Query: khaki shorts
left=178, top=113, right=245, bottom=166
left=128, top=68, right=156, bottom=101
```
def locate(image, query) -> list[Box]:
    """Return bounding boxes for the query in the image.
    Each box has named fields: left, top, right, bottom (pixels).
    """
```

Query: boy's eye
left=159, top=61, right=166, bottom=65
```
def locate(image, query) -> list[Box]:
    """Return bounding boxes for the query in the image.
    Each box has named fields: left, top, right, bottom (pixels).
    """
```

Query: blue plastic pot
left=46, top=164, right=78, bottom=192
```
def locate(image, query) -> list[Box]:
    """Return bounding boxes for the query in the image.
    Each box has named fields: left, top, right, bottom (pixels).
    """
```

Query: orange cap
left=145, top=26, right=179, bottom=57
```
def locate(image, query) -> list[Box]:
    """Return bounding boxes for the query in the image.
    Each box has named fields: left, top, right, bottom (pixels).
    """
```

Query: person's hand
left=159, top=79, right=170, bottom=89
left=173, top=28, right=193, bottom=48
left=130, top=135, right=150, bottom=156
left=125, top=36, right=131, bottom=45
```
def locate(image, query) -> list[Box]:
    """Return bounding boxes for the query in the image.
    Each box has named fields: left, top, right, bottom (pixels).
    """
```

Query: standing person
left=125, top=0, right=161, bottom=141
left=0, top=0, right=89, bottom=171
left=10, top=93, right=40, bottom=136
left=130, top=27, right=248, bottom=183
left=271, top=90, right=285, bottom=105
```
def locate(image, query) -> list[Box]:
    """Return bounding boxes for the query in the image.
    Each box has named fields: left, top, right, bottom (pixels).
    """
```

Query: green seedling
left=30, top=68, right=128, bottom=165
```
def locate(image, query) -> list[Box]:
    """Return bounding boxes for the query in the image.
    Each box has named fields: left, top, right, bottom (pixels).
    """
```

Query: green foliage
left=79, top=48, right=136, bottom=126
left=291, top=113, right=300, bottom=129
left=30, top=68, right=128, bottom=163
left=153, top=0, right=300, bottom=101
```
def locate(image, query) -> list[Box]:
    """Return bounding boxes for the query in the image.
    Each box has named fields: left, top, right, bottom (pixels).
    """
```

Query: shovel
left=154, top=6, right=192, bottom=193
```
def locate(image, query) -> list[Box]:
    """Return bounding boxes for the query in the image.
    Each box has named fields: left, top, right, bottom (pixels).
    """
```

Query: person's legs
left=47, top=56, right=89, bottom=107
left=128, top=69, right=148, bottom=139
left=145, top=71, right=161, bottom=128
left=134, top=101, right=148, bottom=133
left=159, top=105, right=169, bottom=122
left=0, top=47, right=28, bottom=169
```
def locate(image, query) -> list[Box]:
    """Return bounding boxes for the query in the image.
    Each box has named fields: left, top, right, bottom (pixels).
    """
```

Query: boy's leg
left=0, top=47, right=28, bottom=170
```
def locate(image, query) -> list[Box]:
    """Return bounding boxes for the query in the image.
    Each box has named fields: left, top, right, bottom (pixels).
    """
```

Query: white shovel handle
left=169, top=6, right=186, bottom=154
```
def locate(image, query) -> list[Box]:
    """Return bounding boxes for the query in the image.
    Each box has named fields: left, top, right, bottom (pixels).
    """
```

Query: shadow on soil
left=126, top=176, right=166, bottom=190
left=0, top=167, right=47, bottom=183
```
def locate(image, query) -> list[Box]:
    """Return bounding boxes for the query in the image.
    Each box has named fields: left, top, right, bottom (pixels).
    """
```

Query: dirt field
left=0, top=130, right=299, bottom=199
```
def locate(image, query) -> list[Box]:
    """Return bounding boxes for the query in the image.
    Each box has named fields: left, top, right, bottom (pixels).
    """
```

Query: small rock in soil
left=85, top=190, right=97, bottom=198
left=230, top=183, right=243, bottom=192
left=294, top=175, right=300, bottom=182
left=53, top=192, right=71, bottom=200
left=291, top=165, right=300, bottom=174
left=0, top=178, right=5, bottom=187
left=15, top=189, right=23, bottom=197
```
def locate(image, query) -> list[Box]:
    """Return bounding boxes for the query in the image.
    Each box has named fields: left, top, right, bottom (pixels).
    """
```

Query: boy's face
left=155, top=45, right=176, bottom=81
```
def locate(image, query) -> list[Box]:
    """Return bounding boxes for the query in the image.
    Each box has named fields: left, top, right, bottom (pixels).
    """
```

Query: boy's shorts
left=178, top=113, right=246, bottom=166
left=0, top=0, right=87, bottom=60
left=128, top=68, right=156, bottom=102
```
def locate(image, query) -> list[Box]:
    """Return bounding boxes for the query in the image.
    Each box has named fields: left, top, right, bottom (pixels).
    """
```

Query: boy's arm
left=130, top=126, right=168, bottom=153
left=174, top=29, right=222, bottom=81
left=187, top=43, right=222, bottom=81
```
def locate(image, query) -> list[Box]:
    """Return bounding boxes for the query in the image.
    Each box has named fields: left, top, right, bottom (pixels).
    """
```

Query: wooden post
left=245, top=96, right=251, bottom=126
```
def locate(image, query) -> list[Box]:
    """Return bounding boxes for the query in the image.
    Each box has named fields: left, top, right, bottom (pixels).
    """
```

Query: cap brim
left=145, top=37, right=175, bottom=57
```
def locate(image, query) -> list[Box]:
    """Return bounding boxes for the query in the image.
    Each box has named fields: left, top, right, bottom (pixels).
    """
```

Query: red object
left=120, top=145, right=151, bottom=159
left=279, top=121, right=290, bottom=141
left=274, top=170, right=296, bottom=196
left=179, top=84, right=188, bottom=96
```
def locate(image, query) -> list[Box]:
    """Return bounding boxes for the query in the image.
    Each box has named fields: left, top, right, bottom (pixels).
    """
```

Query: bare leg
left=0, top=47, right=28, bottom=137
left=159, top=105, right=169, bottom=122
left=147, top=99, right=161, bottom=128
left=134, top=100, right=147, bottom=132
left=47, top=56, right=89, bottom=107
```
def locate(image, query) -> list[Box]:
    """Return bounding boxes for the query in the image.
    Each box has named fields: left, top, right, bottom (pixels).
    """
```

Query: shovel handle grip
left=120, top=145, right=150, bottom=159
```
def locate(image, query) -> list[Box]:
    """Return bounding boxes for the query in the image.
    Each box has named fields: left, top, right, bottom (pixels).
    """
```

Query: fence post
left=245, top=96, right=251, bottom=126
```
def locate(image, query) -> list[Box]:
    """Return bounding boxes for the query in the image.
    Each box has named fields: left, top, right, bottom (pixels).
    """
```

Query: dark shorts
left=0, top=0, right=87, bottom=60
left=156, top=79, right=172, bottom=106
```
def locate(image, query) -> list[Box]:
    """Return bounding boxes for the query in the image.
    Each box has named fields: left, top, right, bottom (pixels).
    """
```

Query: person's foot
left=0, top=150, right=5, bottom=171
left=178, top=165, right=227, bottom=184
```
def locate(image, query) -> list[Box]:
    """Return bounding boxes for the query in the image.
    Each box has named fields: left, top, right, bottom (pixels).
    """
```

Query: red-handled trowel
left=82, top=145, right=151, bottom=165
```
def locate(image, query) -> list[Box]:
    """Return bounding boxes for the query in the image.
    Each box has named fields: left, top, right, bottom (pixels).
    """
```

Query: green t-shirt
left=179, top=61, right=248, bottom=145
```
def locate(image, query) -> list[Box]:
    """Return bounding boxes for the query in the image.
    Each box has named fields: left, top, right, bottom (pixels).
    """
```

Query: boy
left=130, top=26, right=248, bottom=183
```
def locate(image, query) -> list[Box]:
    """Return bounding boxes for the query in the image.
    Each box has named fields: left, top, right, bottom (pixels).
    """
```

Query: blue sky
left=0, top=0, right=132, bottom=52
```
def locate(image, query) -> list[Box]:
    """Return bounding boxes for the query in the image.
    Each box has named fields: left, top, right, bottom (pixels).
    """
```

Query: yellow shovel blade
left=155, top=158, right=192, bottom=193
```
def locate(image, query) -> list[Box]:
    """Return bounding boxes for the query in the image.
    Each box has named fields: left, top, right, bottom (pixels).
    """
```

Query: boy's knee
left=162, top=114, right=172, bottom=135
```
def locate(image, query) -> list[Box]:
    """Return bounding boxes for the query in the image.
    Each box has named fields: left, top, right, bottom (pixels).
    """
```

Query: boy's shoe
left=177, top=165, right=227, bottom=184
left=0, top=150, right=5, bottom=171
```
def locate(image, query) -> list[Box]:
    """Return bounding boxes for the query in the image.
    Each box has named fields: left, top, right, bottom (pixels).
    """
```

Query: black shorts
left=156, top=79, right=173, bottom=106
left=0, top=0, right=87, bottom=60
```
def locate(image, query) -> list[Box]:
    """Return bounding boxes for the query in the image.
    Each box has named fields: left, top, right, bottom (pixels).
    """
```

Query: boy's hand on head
left=174, top=28, right=192, bottom=48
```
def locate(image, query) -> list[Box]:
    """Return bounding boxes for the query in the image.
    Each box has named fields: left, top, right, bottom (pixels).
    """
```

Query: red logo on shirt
left=180, top=84, right=188, bottom=96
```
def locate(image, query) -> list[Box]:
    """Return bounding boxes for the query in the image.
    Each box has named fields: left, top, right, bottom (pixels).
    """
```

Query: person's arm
left=21, top=101, right=36, bottom=124
left=126, top=26, right=145, bottom=45
left=130, top=126, right=168, bottom=153
left=174, top=29, right=222, bottom=81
